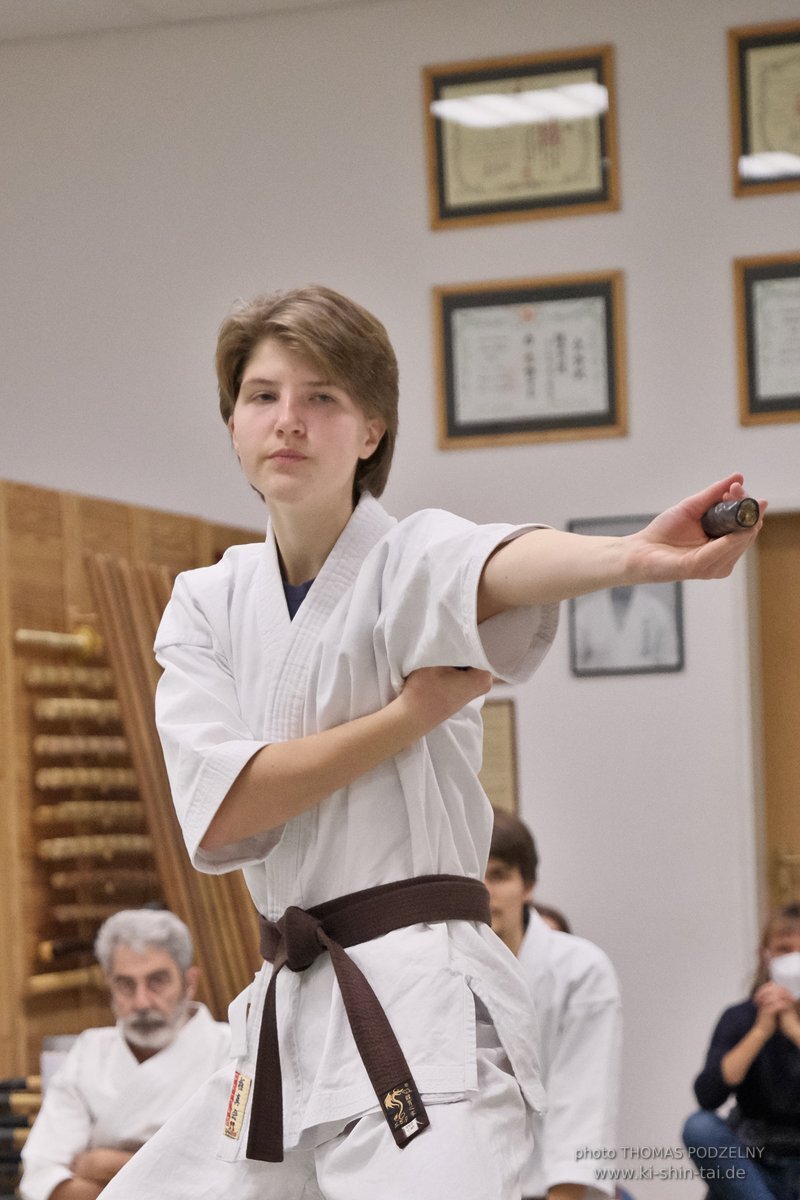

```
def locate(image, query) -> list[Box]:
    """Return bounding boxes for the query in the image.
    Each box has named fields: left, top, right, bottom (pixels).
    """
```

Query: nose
left=273, top=392, right=305, bottom=436
left=131, top=980, right=154, bottom=1009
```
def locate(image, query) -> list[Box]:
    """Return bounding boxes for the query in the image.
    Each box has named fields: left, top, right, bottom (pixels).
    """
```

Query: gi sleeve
left=154, top=573, right=281, bottom=873
left=693, top=1005, right=753, bottom=1111
left=540, top=948, right=622, bottom=1196
left=374, top=511, right=559, bottom=686
left=19, top=1043, right=93, bottom=1200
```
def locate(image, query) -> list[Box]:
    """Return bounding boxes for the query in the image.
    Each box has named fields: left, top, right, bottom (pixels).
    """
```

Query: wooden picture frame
left=728, top=20, right=800, bottom=196
left=568, top=515, right=685, bottom=677
left=734, top=252, right=800, bottom=425
left=434, top=271, right=627, bottom=449
left=479, top=698, right=519, bottom=814
left=423, top=45, right=620, bottom=229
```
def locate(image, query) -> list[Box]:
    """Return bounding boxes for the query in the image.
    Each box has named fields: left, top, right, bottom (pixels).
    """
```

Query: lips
left=268, top=450, right=307, bottom=463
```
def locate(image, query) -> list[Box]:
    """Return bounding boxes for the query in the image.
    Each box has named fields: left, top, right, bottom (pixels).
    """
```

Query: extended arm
left=477, top=475, right=765, bottom=622
left=201, top=666, right=491, bottom=850
left=721, top=983, right=793, bottom=1086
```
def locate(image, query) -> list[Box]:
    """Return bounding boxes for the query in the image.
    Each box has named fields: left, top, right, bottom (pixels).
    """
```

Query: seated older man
left=20, top=908, right=231, bottom=1200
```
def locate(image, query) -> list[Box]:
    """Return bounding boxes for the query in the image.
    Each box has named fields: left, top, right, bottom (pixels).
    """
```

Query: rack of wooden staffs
left=0, top=1076, right=41, bottom=1197
left=14, top=626, right=164, bottom=1000
left=16, top=606, right=260, bottom=1018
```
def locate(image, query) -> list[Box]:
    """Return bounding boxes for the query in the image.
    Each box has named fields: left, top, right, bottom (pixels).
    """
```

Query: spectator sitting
left=20, top=908, right=231, bottom=1200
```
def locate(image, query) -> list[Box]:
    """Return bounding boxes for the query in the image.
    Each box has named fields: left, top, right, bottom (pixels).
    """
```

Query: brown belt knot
left=245, top=874, right=490, bottom=1163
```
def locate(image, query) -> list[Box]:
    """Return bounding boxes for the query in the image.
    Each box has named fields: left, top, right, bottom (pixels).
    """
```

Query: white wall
left=2, top=1, right=799, bottom=1195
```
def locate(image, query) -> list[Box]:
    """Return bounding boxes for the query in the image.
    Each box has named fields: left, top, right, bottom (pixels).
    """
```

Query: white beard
left=118, top=997, right=191, bottom=1052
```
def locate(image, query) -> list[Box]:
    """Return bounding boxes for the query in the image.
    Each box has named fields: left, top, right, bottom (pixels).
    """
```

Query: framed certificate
left=735, top=252, right=800, bottom=425
left=728, top=20, right=800, bottom=196
left=568, top=515, right=685, bottom=678
left=479, top=699, right=518, bottom=814
left=423, top=45, right=620, bottom=229
left=434, top=271, right=626, bottom=449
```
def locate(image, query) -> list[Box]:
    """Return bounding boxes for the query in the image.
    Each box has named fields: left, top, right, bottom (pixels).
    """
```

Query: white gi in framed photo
left=568, top=514, right=684, bottom=677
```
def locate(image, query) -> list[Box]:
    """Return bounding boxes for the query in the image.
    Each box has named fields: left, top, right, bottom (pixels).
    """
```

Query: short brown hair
left=215, top=285, right=398, bottom=498
left=489, top=808, right=539, bottom=886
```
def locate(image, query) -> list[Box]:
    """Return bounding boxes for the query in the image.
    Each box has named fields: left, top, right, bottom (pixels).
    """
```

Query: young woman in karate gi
left=101, top=285, right=764, bottom=1200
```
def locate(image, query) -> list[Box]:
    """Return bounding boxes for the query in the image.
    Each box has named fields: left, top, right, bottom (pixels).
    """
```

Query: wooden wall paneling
left=0, top=482, right=27, bottom=1075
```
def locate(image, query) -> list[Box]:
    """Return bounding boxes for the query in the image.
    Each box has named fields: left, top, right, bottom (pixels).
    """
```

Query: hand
left=399, top=666, right=493, bottom=738
left=626, top=475, right=767, bottom=584
left=778, top=1003, right=800, bottom=1045
left=70, top=1147, right=136, bottom=1185
left=753, top=981, right=794, bottom=1037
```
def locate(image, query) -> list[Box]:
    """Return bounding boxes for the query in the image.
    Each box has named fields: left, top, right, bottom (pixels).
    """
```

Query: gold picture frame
left=728, top=19, right=800, bottom=196
left=734, top=251, right=800, bottom=426
left=479, top=699, right=519, bottom=814
left=422, top=45, right=620, bottom=229
left=433, top=271, right=627, bottom=449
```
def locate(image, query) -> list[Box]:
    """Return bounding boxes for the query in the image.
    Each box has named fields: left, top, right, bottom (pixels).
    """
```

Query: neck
left=270, top=496, right=357, bottom=584
left=499, top=922, right=526, bottom=958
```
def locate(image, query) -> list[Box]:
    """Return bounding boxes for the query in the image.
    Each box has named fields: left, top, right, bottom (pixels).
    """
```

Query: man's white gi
left=19, top=1003, right=230, bottom=1200
left=573, top=586, right=678, bottom=671
left=518, top=910, right=622, bottom=1199
left=103, top=495, right=559, bottom=1197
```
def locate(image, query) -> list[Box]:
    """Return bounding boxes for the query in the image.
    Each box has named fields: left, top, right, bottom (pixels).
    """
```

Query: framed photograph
left=434, top=271, right=626, bottom=449
left=734, top=252, right=800, bottom=425
left=728, top=20, right=800, bottom=196
left=568, top=515, right=684, bottom=677
left=423, top=45, right=620, bottom=229
left=479, top=698, right=518, bottom=814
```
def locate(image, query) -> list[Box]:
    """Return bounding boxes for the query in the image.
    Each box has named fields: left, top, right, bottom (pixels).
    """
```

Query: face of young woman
left=484, top=856, right=533, bottom=948
left=229, top=338, right=384, bottom=520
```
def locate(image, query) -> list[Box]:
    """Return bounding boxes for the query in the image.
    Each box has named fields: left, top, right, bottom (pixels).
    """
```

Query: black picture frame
left=728, top=20, right=800, bottom=196
left=567, top=515, right=685, bottom=677
left=434, top=271, right=626, bottom=449
left=735, top=252, right=800, bottom=425
left=423, top=45, right=620, bottom=229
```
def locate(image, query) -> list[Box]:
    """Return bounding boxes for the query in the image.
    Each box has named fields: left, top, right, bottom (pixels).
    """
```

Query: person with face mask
left=19, top=908, right=231, bottom=1200
left=682, top=903, right=800, bottom=1199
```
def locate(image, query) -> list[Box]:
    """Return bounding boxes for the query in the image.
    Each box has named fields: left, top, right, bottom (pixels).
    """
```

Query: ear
left=359, top=418, right=386, bottom=461
left=184, top=965, right=200, bottom=1000
left=523, top=882, right=535, bottom=905
left=227, top=415, right=239, bottom=454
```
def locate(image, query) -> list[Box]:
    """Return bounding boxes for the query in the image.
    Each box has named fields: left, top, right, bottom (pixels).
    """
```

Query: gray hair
left=94, top=909, right=193, bottom=974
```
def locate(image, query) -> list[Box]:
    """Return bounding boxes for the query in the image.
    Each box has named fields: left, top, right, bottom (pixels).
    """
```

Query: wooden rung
left=34, top=800, right=144, bottom=826
left=24, top=665, right=114, bottom=691
left=34, top=768, right=138, bottom=792
left=37, top=833, right=152, bottom=861
left=33, top=734, right=129, bottom=758
left=33, top=698, right=120, bottom=724
left=14, top=625, right=103, bottom=659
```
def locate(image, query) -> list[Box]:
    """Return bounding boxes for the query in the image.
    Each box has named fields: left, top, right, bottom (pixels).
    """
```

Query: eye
left=310, top=392, right=336, bottom=404
left=252, top=391, right=277, bottom=404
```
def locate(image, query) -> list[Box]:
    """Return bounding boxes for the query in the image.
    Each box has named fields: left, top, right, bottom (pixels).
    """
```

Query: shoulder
left=521, top=917, right=619, bottom=995
left=155, top=543, right=263, bottom=648
left=714, top=999, right=757, bottom=1032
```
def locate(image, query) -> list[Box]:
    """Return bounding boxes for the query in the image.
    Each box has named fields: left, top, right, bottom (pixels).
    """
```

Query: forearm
left=49, top=1181, right=102, bottom=1200
left=478, top=529, right=629, bottom=620
left=201, top=693, right=430, bottom=850
left=721, top=1027, right=770, bottom=1086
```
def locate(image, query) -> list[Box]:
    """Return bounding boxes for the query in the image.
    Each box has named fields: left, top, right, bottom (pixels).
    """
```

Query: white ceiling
left=0, top=0, right=380, bottom=43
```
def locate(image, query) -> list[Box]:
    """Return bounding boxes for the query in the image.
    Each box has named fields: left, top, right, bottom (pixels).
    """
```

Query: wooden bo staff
left=0, top=1114, right=34, bottom=1129
left=38, top=937, right=95, bottom=964
left=26, top=964, right=105, bottom=996
left=33, top=734, right=129, bottom=759
left=0, top=1093, right=40, bottom=1117
left=87, top=555, right=260, bottom=1017
left=0, top=1129, right=28, bottom=1151
left=49, top=867, right=160, bottom=894
left=33, top=698, right=121, bottom=724
left=34, top=767, right=138, bottom=792
left=0, top=1079, right=39, bottom=1095
left=14, top=625, right=103, bottom=659
left=37, top=833, right=153, bottom=862
left=50, top=903, right=122, bottom=924
left=34, top=800, right=144, bottom=827
left=24, top=665, right=114, bottom=692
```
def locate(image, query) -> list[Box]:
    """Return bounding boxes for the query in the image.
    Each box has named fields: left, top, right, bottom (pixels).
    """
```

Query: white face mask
left=768, top=951, right=800, bottom=1000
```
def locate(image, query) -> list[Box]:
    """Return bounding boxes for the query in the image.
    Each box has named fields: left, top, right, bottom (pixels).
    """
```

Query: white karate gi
left=518, top=911, right=622, bottom=1199
left=19, top=1003, right=230, bottom=1200
left=573, top=585, right=678, bottom=671
left=102, top=494, right=559, bottom=1200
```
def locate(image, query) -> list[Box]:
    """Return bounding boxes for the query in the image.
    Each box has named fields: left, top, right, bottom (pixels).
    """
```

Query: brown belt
left=246, top=873, right=491, bottom=1163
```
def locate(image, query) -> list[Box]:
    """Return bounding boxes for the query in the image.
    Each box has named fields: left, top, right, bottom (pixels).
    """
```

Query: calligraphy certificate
left=736, top=255, right=800, bottom=424
left=729, top=21, right=800, bottom=195
left=435, top=273, right=626, bottom=448
left=424, top=46, right=620, bottom=227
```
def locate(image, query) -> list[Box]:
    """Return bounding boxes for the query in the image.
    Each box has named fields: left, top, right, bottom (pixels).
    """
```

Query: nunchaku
left=700, top=497, right=760, bottom=539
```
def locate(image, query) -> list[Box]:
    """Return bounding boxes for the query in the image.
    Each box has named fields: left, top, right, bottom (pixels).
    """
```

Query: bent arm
left=478, top=475, right=765, bottom=622
left=201, top=666, right=491, bottom=850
